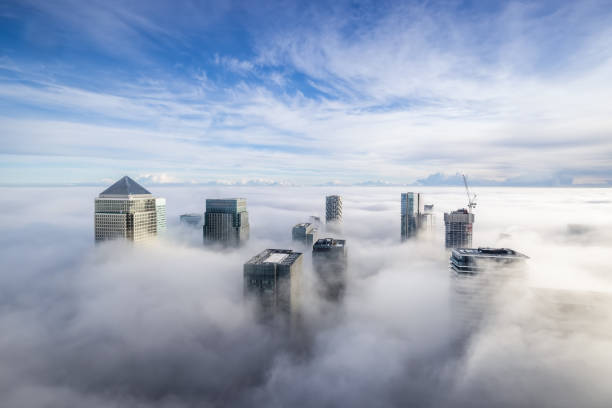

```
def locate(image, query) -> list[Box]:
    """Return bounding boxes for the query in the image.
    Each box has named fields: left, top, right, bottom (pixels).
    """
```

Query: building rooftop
left=206, top=198, right=245, bottom=201
left=293, top=222, right=312, bottom=228
left=453, top=247, right=529, bottom=259
left=99, top=176, right=151, bottom=197
left=245, top=249, right=302, bottom=266
left=206, top=198, right=247, bottom=211
left=313, top=238, right=346, bottom=249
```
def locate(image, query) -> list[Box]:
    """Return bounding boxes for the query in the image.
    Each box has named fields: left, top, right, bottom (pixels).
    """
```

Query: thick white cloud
left=0, top=185, right=610, bottom=406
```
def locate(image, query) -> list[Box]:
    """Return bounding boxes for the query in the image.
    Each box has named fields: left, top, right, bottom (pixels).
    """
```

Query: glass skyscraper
left=401, top=192, right=424, bottom=240
left=312, top=238, right=347, bottom=301
left=203, top=198, right=249, bottom=246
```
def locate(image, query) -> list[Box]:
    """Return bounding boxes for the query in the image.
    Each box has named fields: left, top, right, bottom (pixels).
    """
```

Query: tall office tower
left=94, top=176, right=165, bottom=242
left=180, top=213, right=203, bottom=227
left=450, top=247, right=528, bottom=332
left=401, top=192, right=424, bottom=240
left=155, top=198, right=166, bottom=233
left=444, top=209, right=475, bottom=248
left=309, top=215, right=322, bottom=228
left=325, top=195, right=342, bottom=232
left=203, top=198, right=249, bottom=246
left=422, top=204, right=435, bottom=232
left=312, top=238, right=348, bottom=301
left=244, top=249, right=303, bottom=323
left=292, top=222, right=318, bottom=246
left=450, top=247, right=529, bottom=274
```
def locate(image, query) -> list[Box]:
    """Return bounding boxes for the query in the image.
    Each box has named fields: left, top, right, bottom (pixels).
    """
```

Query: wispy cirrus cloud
left=1, top=1, right=611, bottom=185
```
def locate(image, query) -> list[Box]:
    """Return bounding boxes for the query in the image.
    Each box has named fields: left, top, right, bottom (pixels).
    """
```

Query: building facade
left=312, top=238, right=348, bottom=301
left=325, top=195, right=342, bottom=226
left=155, top=198, right=166, bottom=233
left=292, top=222, right=318, bottom=246
left=401, top=192, right=424, bottom=240
left=94, top=176, right=165, bottom=242
left=203, top=198, right=249, bottom=246
left=444, top=209, right=475, bottom=248
left=244, top=249, right=303, bottom=323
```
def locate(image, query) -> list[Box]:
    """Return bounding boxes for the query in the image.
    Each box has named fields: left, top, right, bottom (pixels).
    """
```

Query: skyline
left=2, top=1, right=612, bottom=186
left=1, top=184, right=611, bottom=406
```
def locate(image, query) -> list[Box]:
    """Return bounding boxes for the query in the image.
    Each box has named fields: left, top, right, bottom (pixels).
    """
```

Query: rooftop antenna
left=462, top=174, right=477, bottom=213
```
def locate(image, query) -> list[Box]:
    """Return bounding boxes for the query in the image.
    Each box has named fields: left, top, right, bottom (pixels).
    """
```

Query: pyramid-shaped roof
left=100, top=176, right=151, bottom=197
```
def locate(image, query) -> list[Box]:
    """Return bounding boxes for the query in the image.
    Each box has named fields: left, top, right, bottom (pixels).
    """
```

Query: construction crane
left=462, top=174, right=477, bottom=213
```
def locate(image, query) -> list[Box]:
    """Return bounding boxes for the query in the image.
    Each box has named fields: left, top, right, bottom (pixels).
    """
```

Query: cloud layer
left=0, top=185, right=611, bottom=407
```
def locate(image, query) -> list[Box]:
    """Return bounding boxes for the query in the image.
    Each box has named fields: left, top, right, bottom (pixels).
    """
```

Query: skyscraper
left=180, top=213, right=203, bottom=227
left=444, top=209, right=475, bottom=248
left=450, top=247, right=528, bottom=332
left=401, top=192, right=424, bottom=240
left=422, top=204, right=435, bottom=233
left=94, top=176, right=165, bottom=242
left=450, top=247, right=529, bottom=274
left=244, top=249, right=303, bottom=323
left=325, top=195, right=342, bottom=228
left=312, top=238, right=347, bottom=301
left=292, top=222, right=318, bottom=246
left=203, top=198, right=249, bottom=246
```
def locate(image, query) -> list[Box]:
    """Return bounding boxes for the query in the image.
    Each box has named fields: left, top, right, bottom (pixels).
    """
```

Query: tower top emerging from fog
left=203, top=198, right=249, bottom=246
left=99, top=176, right=152, bottom=198
left=94, top=176, right=165, bottom=242
left=326, top=195, right=342, bottom=224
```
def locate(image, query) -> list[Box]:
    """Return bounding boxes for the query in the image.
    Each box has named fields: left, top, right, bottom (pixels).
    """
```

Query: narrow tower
left=325, top=195, right=342, bottom=230
left=400, top=192, right=424, bottom=240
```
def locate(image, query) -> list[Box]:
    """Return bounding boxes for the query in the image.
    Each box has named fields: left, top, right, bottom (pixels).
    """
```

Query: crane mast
left=462, top=174, right=477, bottom=213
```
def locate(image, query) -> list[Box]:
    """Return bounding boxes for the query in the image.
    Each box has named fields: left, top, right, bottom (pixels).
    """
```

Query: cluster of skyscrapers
left=94, top=177, right=528, bottom=328
left=401, top=192, right=433, bottom=240
left=400, top=191, right=472, bottom=249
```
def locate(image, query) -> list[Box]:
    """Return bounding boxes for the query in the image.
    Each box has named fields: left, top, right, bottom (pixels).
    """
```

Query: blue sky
left=1, top=0, right=612, bottom=186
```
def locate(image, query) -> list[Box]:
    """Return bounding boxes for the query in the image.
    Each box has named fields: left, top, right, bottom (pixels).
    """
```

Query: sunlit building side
left=94, top=176, right=165, bottom=242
